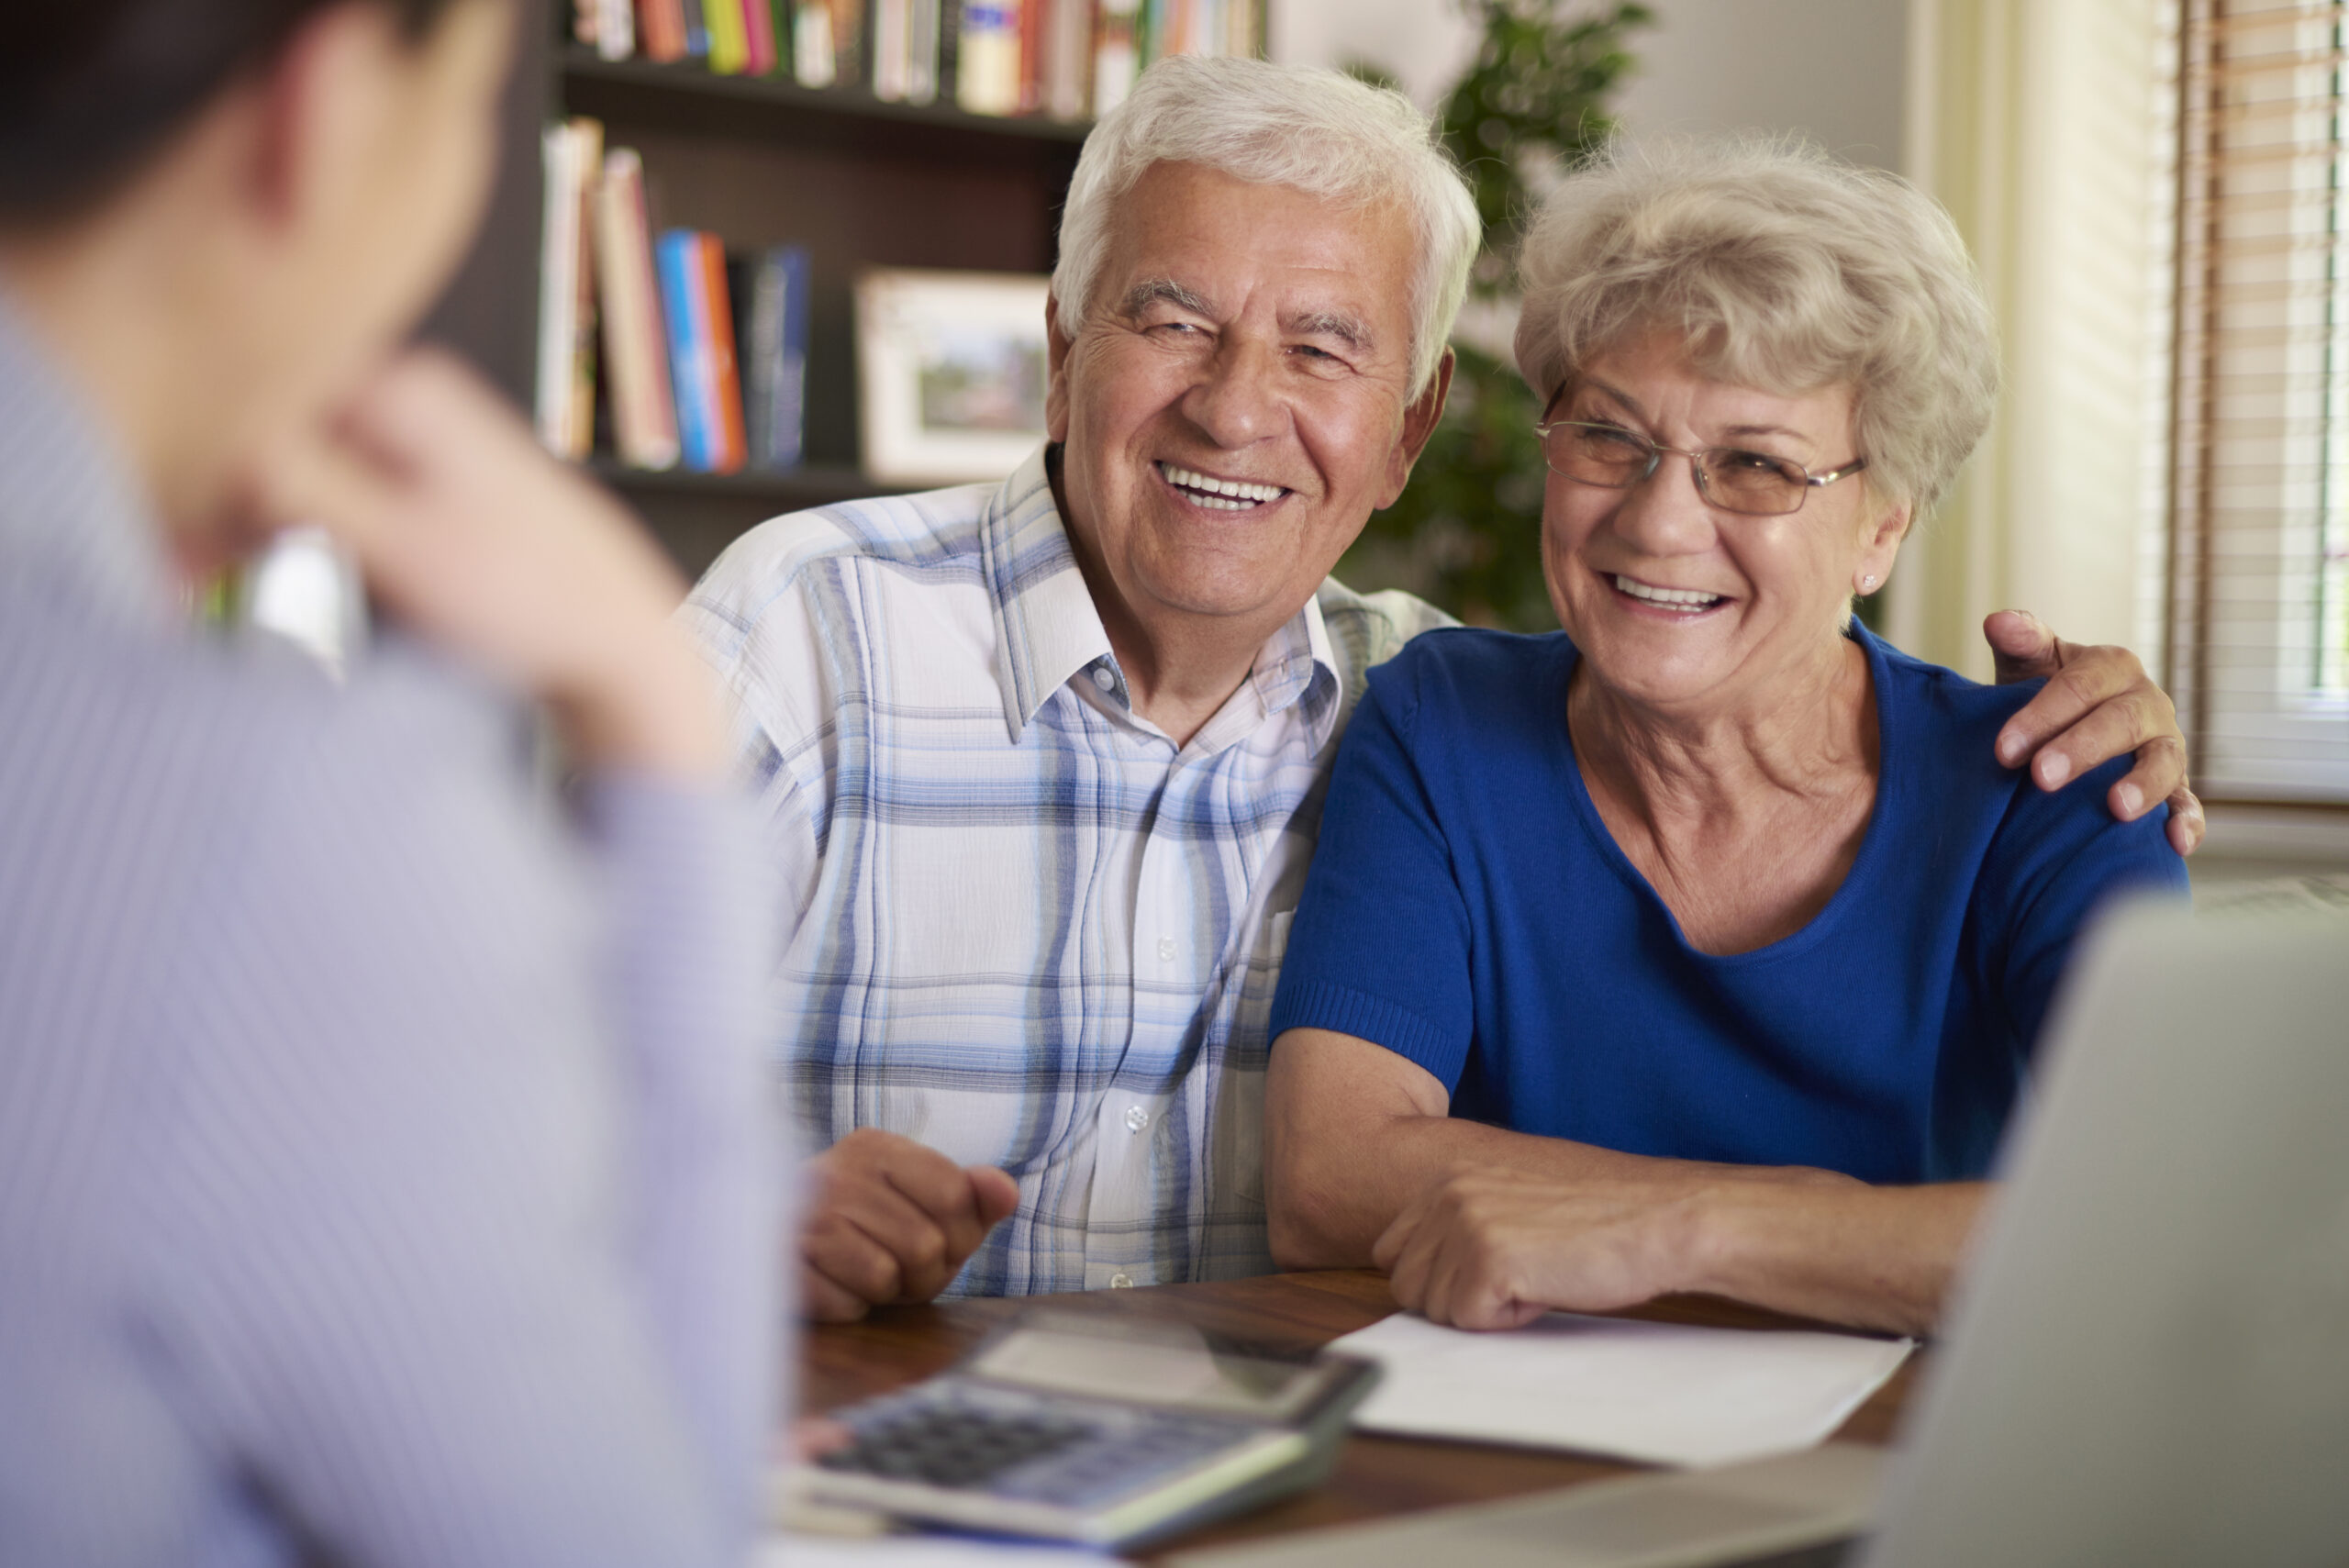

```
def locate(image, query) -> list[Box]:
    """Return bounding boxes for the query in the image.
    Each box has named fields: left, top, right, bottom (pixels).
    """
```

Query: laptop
left=1167, top=899, right=2349, bottom=1568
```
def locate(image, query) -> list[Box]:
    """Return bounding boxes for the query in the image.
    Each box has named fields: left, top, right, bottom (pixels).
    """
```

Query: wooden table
left=800, top=1271, right=1924, bottom=1562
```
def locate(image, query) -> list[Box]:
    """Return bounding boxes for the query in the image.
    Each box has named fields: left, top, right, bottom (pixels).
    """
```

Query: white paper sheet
left=760, top=1531, right=1110, bottom=1568
left=1330, top=1310, right=1913, bottom=1469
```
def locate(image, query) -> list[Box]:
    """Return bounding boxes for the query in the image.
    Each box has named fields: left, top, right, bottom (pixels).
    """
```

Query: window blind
left=2168, top=0, right=2349, bottom=803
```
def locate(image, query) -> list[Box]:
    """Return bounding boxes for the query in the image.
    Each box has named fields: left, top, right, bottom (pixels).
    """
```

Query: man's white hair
left=1052, top=54, right=1480, bottom=398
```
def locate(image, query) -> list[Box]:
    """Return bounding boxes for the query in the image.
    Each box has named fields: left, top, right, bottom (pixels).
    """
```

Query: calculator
left=790, top=1309, right=1381, bottom=1548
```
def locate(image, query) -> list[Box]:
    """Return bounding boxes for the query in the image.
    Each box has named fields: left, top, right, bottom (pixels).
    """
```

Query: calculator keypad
left=815, top=1383, right=1258, bottom=1507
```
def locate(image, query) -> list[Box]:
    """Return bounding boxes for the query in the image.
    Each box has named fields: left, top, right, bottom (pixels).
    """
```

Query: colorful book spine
left=533, top=123, right=585, bottom=455
left=592, top=150, right=679, bottom=470
left=706, top=0, right=750, bottom=72
left=655, top=230, right=717, bottom=471
left=737, top=245, right=810, bottom=471
left=1017, top=0, right=1046, bottom=114
left=907, top=0, right=941, bottom=103
left=1093, top=0, right=1141, bottom=116
left=1228, top=0, right=1259, bottom=57
left=1043, top=0, right=1091, bottom=119
left=696, top=234, right=749, bottom=473
left=956, top=0, right=1021, bottom=116
left=563, top=118, right=603, bottom=459
left=639, top=0, right=689, bottom=60
left=873, top=0, right=910, bottom=100
left=681, top=0, right=711, bottom=57
left=596, top=0, right=636, bottom=58
left=830, top=0, right=866, bottom=86
left=937, top=0, right=961, bottom=101
left=794, top=0, right=838, bottom=85
left=743, top=0, right=779, bottom=73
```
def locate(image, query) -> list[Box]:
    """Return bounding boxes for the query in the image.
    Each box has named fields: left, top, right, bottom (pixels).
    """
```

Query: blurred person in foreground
left=1263, top=138, right=2192, bottom=1339
left=685, top=57, right=2202, bottom=1321
left=0, top=3, right=778, bottom=1565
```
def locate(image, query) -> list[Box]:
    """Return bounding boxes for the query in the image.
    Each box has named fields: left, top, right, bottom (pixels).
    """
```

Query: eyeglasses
left=1533, top=420, right=1868, bottom=517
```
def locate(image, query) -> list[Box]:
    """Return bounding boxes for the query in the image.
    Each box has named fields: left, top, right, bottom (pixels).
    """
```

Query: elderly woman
left=1260, top=139, right=2190, bottom=1338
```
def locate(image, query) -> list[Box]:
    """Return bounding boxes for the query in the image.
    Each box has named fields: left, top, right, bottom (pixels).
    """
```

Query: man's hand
left=239, top=349, right=724, bottom=780
left=800, top=1129, right=1020, bottom=1323
left=1983, top=610, right=2203, bottom=855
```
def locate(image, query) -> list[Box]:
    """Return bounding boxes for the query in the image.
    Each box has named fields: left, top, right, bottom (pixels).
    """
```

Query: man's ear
left=1045, top=294, right=1075, bottom=443
left=1377, top=347, right=1454, bottom=509
left=244, top=6, right=401, bottom=239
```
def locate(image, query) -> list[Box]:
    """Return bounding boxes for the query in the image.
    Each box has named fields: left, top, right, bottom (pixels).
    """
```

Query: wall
left=1887, top=0, right=2171, bottom=681
left=1268, top=0, right=1479, bottom=109
left=1273, top=0, right=1907, bottom=152
left=1612, top=0, right=1906, bottom=162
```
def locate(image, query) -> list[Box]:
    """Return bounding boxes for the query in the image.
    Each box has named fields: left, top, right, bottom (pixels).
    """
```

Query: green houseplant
left=1338, top=1, right=1652, bottom=630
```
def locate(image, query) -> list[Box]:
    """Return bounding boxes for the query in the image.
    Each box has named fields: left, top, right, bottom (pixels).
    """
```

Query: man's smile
left=1155, top=460, right=1292, bottom=513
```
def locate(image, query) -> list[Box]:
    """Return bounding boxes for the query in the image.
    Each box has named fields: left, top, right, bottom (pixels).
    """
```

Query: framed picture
left=856, top=268, right=1052, bottom=485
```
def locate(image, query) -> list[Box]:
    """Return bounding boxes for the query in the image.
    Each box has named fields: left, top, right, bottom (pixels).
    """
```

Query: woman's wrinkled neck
left=1566, top=630, right=1877, bottom=828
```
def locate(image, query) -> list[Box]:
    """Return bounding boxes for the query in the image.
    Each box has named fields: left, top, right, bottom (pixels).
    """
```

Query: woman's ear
left=1854, top=499, right=1910, bottom=597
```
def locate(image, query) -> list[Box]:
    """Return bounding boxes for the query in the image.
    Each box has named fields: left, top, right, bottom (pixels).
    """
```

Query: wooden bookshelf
left=427, top=0, right=1088, bottom=583
left=560, top=46, right=1092, bottom=155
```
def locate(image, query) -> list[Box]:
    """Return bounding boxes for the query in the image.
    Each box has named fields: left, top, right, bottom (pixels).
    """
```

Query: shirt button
left=1091, top=666, right=1116, bottom=692
left=1156, top=937, right=1176, bottom=962
left=1123, top=1105, right=1151, bottom=1133
left=1109, top=1273, right=1134, bottom=1289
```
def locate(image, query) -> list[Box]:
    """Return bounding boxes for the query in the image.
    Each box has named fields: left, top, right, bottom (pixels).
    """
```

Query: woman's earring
left=1858, top=573, right=1877, bottom=593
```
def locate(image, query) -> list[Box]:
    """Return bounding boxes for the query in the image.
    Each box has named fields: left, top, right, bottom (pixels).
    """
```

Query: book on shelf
left=873, top=0, right=907, bottom=99
left=573, top=0, right=636, bottom=57
left=873, top=0, right=943, bottom=104
left=1092, top=0, right=1139, bottom=115
left=541, top=131, right=818, bottom=478
left=638, top=0, right=688, bottom=61
left=1044, top=0, right=1093, bottom=120
left=706, top=0, right=751, bottom=72
left=955, top=0, right=1019, bottom=117
left=656, top=230, right=742, bottom=473
left=591, top=147, right=681, bottom=471
left=1017, top=0, right=1046, bottom=114
left=534, top=117, right=602, bottom=460
left=793, top=0, right=837, bottom=85
left=743, top=0, right=782, bottom=74
left=831, top=0, right=868, bottom=87
left=698, top=236, right=751, bottom=472
left=908, top=0, right=942, bottom=103
left=733, top=246, right=813, bottom=472
left=581, top=1, right=1260, bottom=122
left=794, top=0, right=868, bottom=89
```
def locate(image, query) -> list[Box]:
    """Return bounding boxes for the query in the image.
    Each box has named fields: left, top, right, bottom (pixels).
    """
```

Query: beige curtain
left=1888, top=0, right=2172, bottom=679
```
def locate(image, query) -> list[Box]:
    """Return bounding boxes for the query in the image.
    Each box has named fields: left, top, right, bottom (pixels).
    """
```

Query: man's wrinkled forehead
left=1087, top=169, right=1414, bottom=341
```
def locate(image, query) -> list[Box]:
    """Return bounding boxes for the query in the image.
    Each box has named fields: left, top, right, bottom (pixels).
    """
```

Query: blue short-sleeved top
left=1268, top=625, right=2189, bottom=1183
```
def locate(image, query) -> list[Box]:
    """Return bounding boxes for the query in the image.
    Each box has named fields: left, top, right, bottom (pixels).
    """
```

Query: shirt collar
left=979, top=444, right=1117, bottom=740
left=978, top=442, right=1342, bottom=752
left=0, top=286, right=180, bottom=635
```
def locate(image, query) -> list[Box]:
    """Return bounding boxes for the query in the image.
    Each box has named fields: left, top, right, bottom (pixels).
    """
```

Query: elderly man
left=684, top=55, right=2198, bottom=1318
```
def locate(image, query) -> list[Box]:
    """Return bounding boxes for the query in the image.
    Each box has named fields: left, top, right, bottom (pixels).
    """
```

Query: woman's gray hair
left=1053, top=55, right=1480, bottom=398
left=1512, top=137, right=2000, bottom=516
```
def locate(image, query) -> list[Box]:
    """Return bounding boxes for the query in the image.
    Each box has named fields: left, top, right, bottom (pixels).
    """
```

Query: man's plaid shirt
left=683, top=445, right=1445, bottom=1295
